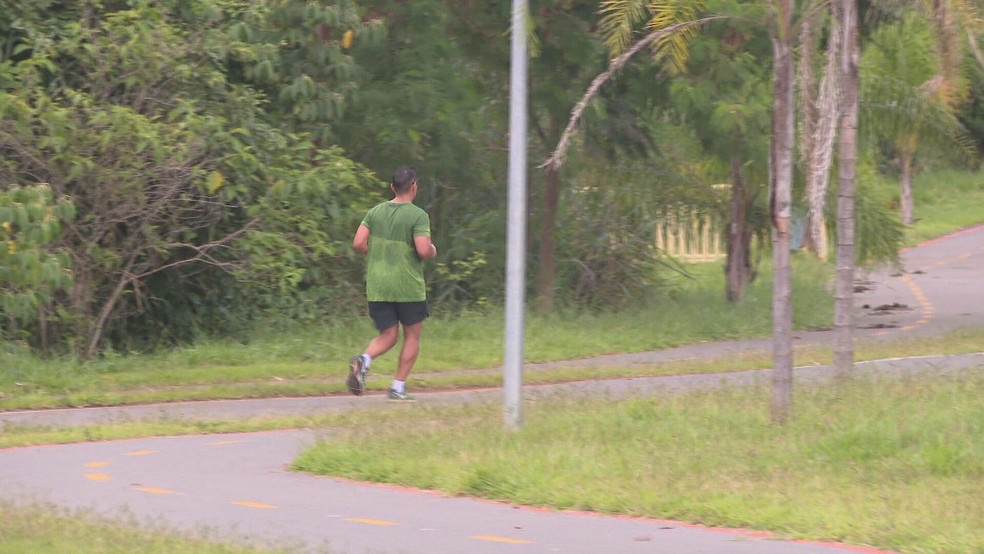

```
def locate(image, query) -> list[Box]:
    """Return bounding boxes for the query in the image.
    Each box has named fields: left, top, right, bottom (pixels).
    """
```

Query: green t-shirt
left=361, top=201, right=431, bottom=302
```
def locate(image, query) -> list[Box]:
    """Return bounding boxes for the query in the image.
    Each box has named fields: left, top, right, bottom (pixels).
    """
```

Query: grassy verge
left=0, top=500, right=298, bottom=553
left=891, top=168, right=984, bottom=245
left=0, top=255, right=837, bottom=410
left=292, top=372, right=984, bottom=554
left=1, top=326, right=982, bottom=450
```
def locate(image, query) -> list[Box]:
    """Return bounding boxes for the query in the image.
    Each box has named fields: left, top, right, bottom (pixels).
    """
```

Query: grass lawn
left=0, top=501, right=300, bottom=553
left=903, top=168, right=984, bottom=244
left=293, top=372, right=984, bottom=554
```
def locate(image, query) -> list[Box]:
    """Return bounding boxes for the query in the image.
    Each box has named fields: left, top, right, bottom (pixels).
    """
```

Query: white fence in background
left=656, top=214, right=725, bottom=263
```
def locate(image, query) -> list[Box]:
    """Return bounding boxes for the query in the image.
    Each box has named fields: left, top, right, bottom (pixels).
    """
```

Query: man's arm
left=353, top=224, right=369, bottom=255
left=414, top=235, right=437, bottom=259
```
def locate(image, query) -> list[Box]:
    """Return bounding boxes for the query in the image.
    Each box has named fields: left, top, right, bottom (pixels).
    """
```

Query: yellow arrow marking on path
left=231, top=501, right=278, bottom=509
left=134, top=487, right=179, bottom=495
left=470, top=535, right=533, bottom=544
left=125, top=450, right=159, bottom=456
left=345, top=518, right=398, bottom=526
left=84, top=473, right=111, bottom=481
left=85, top=461, right=110, bottom=468
left=207, top=440, right=246, bottom=446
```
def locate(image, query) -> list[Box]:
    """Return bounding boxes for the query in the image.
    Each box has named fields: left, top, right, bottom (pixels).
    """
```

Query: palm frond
left=506, top=6, right=541, bottom=58
left=645, top=1, right=708, bottom=74
left=598, top=0, right=652, bottom=56
left=600, top=1, right=710, bottom=72
left=543, top=15, right=729, bottom=171
left=861, top=72, right=976, bottom=161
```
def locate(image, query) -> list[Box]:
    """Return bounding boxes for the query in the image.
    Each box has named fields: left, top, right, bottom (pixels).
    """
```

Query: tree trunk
left=900, top=147, right=915, bottom=225
left=725, top=156, right=751, bottom=302
left=85, top=251, right=138, bottom=359
left=535, top=165, right=560, bottom=312
left=834, top=0, right=859, bottom=376
left=801, top=4, right=841, bottom=260
left=770, top=0, right=796, bottom=425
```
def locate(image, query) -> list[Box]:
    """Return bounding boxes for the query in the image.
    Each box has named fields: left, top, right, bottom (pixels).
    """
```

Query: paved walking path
left=2, top=225, right=982, bottom=553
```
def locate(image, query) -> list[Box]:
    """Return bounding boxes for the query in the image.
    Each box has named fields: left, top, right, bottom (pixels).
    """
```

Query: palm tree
left=549, top=0, right=802, bottom=422
left=797, top=3, right=841, bottom=260
left=862, top=7, right=975, bottom=225
left=768, top=0, right=797, bottom=424
left=544, top=2, right=723, bottom=173
left=834, top=0, right=860, bottom=376
left=595, top=1, right=770, bottom=304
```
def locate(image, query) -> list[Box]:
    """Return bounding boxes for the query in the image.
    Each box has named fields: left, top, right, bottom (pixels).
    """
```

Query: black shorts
left=368, top=301, right=430, bottom=331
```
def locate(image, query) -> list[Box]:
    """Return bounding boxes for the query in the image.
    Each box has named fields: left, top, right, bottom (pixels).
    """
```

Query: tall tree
left=665, top=15, right=772, bottom=302
left=230, top=0, right=383, bottom=145
left=834, top=0, right=860, bottom=376
left=768, top=0, right=797, bottom=424
left=797, top=2, right=840, bottom=260
left=528, top=2, right=610, bottom=312
left=551, top=1, right=772, bottom=302
left=0, top=1, right=376, bottom=355
left=861, top=8, right=973, bottom=225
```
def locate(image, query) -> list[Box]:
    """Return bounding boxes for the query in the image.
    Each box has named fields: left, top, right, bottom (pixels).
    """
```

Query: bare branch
left=540, top=16, right=729, bottom=171
left=967, top=29, right=984, bottom=71
left=134, top=218, right=259, bottom=279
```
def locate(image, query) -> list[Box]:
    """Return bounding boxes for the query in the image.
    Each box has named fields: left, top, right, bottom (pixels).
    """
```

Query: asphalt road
left=1, top=224, right=982, bottom=554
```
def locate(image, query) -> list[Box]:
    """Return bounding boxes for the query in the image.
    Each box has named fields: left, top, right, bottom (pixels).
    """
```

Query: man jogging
left=348, top=166, right=437, bottom=401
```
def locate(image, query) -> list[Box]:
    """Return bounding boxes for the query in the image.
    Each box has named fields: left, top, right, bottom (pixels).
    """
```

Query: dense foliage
left=0, top=0, right=979, bottom=356
left=0, top=0, right=378, bottom=355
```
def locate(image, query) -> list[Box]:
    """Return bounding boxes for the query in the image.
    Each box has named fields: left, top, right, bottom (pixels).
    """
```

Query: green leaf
left=206, top=171, right=225, bottom=194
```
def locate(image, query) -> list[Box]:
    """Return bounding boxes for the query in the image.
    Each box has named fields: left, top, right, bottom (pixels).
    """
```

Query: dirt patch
left=863, top=302, right=911, bottom=313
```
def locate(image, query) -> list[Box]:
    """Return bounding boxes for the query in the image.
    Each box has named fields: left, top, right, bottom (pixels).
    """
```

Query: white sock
left=392, top=380, right=405, bottom=393
left=361, top=354, right=373, bottom=369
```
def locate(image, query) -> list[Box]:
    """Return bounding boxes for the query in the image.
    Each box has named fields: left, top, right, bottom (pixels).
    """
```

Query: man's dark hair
left=391, top=166, right=417, bottom=193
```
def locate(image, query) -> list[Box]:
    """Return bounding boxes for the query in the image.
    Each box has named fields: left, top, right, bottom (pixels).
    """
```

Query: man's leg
left=366, top=324, right=399, bottom=359
left=348, top=324, right=399, bottom=396
left=395, top=321, right=422, bottom=382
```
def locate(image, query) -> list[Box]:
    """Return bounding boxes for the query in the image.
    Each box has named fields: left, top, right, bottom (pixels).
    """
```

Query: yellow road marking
left=85, top=461, right=110, bottom=468
left=207, top=440, right=246, bottom=446
left=231, top=501, right=279, bottom=509
left=134, top=486, right=179, bottom=495
left=899, top=274, right=934, bottom=330
left=84, top=473, right=111, bottom=481
left=470, top=535, right=533, bottom=544
left=345, top=518, right=398, bottom=526
left=125, top=450, right=159, bottom=456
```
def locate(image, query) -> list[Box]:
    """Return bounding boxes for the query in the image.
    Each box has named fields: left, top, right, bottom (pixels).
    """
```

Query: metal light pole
left=504, top=0, right=528, bottom=431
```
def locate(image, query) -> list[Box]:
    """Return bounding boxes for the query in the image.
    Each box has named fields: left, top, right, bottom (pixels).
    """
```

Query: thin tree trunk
left=85, top=251, right=139, bottom=359
left=802, top=4, right=841, bottom=260
left=726, top=156, right=751, bottom=302
left=38, top=306, right=49, bottom=351
left=770, top=0, right=796, bottom=425
left=798, top=10, right=818, bottom=255
left=834, top=0, right=859, bottom=376
left=536, top=165, right=560, bottom=312
left=900, top=147, right=915, bottom=225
